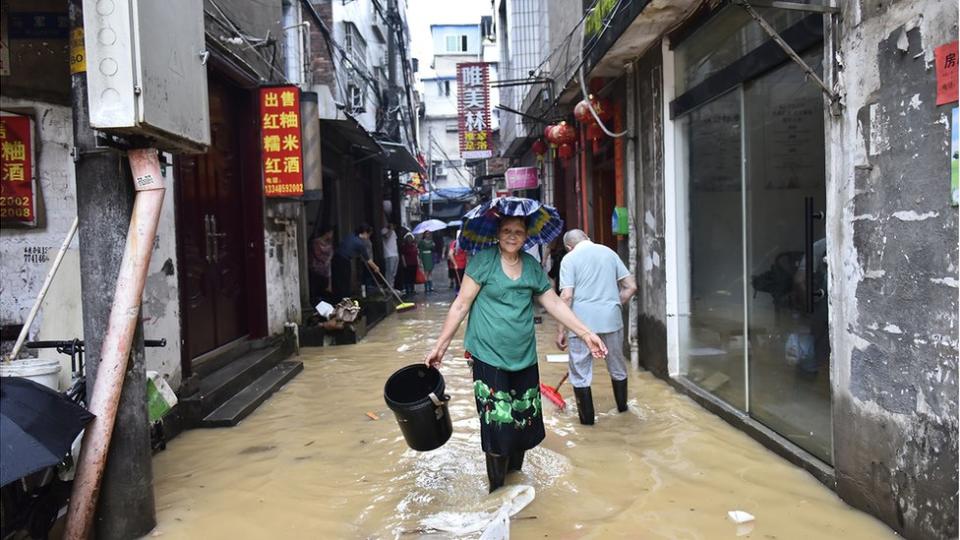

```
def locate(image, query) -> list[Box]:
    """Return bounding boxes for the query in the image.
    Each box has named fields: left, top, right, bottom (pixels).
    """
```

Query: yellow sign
left=70, top=28, right=86, bottom=74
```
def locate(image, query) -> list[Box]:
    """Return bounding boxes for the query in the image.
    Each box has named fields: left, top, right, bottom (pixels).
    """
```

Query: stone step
left=199, top=360, right=303, bottom=428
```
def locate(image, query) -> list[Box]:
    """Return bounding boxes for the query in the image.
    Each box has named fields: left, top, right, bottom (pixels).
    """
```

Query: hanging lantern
left=551, top=121, right=576, bottom=145
left=586, top=123, right=605, bottom=154
left=531, top=139, right=548, bottom=157
left=591, top=95, right=614, bottom=123
left=544, top=125, right=557, bottom=143
left=574, top=99, right=595, bottom=125
left=557, top=142, right=575, bottom=160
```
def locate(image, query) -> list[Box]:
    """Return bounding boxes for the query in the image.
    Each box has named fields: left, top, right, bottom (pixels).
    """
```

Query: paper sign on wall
left=935, top=41, right=958, bottom=106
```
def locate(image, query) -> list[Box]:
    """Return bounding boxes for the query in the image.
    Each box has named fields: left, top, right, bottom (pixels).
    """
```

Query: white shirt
left=381, top=228, right=398, bottom=258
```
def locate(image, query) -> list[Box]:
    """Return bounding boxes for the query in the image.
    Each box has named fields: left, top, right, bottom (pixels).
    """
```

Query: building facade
left=497, top=1, right=959, bottom=538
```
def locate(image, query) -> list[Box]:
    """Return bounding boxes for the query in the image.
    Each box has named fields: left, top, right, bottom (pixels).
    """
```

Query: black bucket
left=384, top=364, right=452, bottom=451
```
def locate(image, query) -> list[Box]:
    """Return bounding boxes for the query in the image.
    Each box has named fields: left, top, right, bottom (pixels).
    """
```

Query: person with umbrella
left=418, top=231, right=435, bottom=294
left=423, top=197, right=608, bottom=493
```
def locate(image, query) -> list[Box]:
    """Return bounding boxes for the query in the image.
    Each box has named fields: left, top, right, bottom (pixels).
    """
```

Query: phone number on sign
left=264, top=184, right=302, bottom=195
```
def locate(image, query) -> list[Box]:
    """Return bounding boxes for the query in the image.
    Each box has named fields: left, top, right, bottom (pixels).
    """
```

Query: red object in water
left=557, top=142, right=575, bottom=160
left=540, top=373, right=569, bottom=410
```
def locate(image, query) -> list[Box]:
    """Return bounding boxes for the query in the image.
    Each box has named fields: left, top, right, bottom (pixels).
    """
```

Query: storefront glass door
left=673, top=8, right=831, bottom=463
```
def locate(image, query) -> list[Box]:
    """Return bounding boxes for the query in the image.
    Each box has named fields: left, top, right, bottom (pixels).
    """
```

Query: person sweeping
left=423, top=197, right=607, bottom=493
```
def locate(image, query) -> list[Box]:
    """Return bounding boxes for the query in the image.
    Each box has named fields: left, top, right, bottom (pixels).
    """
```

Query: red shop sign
left=260, top=86, right=304, bottom=197
left=0, top=113, right=37, bottom=226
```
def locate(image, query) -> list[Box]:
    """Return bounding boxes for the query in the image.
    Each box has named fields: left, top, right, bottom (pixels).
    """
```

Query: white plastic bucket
left=0, top=357, right=62, bottom=390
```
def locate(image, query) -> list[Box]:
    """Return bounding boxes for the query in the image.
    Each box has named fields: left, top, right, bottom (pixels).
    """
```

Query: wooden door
left=176, top=77, right=250, bottom=361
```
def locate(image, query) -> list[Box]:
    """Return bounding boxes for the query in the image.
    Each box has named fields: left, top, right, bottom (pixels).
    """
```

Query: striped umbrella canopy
left=458, top=197, right=564, bottom=253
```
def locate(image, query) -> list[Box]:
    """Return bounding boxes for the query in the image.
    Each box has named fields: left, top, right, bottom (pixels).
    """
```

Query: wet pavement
left=150, top=293, right=897, bottom=539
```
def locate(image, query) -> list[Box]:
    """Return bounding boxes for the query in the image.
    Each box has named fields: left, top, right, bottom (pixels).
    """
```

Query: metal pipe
left=5, top=216, right=79, bottom=362
left=624, top=62, right=639, bottom=371
left=63, top=149, right=165, bottom=540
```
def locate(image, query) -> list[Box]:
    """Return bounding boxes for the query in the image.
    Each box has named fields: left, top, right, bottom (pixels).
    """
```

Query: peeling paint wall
left=826, top=2, right=958, bottom=538
left=0, top=96, right=183, bottom=390
left=264, top=201, right=303, bottom=335
left=634, top=44, right=669, bottom=377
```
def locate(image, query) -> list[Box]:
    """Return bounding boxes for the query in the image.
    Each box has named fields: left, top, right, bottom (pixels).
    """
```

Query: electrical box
left=612, top=206, right=628, bottom=236
left=83, top=0, right=209, bottom=153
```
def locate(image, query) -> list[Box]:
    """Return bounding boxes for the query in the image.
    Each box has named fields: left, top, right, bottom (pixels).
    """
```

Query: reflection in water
left=151, top=298, right=893, bottom=539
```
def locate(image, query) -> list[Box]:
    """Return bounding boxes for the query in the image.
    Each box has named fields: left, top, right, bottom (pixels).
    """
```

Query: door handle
left=804, top=197, right=825, bottom=313
left=204, top=214, right=214, bottom=263
left=210, top=215, right=227, bottom=263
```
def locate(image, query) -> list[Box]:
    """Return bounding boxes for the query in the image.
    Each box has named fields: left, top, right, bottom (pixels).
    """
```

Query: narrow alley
left=150, top=295, right=895, bottom=539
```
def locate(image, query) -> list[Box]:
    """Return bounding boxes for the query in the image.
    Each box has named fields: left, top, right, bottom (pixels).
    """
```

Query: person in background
left=545, top=234, right=566, bottom=294
left=556, top=229, right=638, bottom=425
left=332, top=223, right=379, bottom=301
left=433, top=230, right=446, bottom=267
left=418, top=231, right=435, bottom=293
left=424, top=216, right=607, bottom=493
left=399, top=232, right=420, bottom=296
left=447, top=233, right=467, bottom=292
left=309, top=228, right=335, bottom=305
left=381, top=222, right=399, bottom=291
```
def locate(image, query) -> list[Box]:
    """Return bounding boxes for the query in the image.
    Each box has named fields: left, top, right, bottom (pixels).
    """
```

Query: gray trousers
left=568, top=328, right=627, bottom=388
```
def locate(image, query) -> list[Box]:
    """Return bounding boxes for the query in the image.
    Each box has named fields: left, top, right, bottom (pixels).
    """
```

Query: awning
left=376, top=140, right=425, bottom=174
left=322, top=117, right=383, bottom=155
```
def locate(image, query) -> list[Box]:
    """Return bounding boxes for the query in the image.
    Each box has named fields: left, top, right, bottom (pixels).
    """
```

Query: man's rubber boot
left=485, top=453, right=510, bottom=492
left=573, top=386, right=595, bottom=425
left=508, top=450, right=525, bottom=472
left=612, top=377, right=628, bottom=412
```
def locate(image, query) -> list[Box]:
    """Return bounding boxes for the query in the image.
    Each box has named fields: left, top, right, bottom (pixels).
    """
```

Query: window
left=348, top=84, right=365, bottom=113
left=344, top=22, right=368, bottom=67
left=444, top=80, right=450, bottom=96
left=445, top=34, right=468, bottom=53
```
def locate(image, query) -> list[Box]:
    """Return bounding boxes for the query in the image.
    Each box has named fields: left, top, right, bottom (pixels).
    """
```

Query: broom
left=540, top=372, right=569, bottom=411
left=367, top=264, right=416, bottom=312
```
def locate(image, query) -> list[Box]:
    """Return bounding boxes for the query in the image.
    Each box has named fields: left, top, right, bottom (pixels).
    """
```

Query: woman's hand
left=424, top=342, right=447, bottom=369
left=580, top=332, right=608, bottom=358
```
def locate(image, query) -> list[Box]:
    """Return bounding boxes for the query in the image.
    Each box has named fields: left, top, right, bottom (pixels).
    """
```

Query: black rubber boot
left=612, top=377, right=628, bottom=412
left=485, top=453, right=510, bottom=492
left=508, top=450, right=525, bottom=472
left=573, top=386, right=595, bottom=425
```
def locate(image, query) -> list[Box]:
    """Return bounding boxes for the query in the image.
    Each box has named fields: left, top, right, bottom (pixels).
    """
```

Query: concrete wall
left=0, top=98, right=183, bottom=390
left=264, top=202, right=304, bottom=334
left=825, top=2, right=958, bottom=538
left=632, top=46, right=669, bottom=378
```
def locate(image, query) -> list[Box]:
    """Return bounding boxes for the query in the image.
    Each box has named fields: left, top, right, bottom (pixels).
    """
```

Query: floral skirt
left=472, top=358, right=545, bottom=456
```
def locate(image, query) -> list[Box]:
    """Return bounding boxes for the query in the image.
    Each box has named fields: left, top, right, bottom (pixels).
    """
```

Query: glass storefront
left=672, top=8, right=832, bottom=463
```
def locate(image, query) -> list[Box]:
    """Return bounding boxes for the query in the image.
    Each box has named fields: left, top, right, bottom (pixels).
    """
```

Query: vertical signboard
left=0, top=113, right=37, bottom=226
left=457, top=62, right=494, bottom=159
left=260, top=86, right=304, bottom=197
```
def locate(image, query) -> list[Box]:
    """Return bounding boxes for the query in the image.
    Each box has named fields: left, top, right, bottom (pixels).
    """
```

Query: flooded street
left=151, top=296, right=896, bottom=539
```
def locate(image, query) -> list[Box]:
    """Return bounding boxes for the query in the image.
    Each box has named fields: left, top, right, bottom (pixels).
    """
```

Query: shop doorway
left=175, top=76, right=260, bottom=365
left=671, top=10, right=831, bottom=463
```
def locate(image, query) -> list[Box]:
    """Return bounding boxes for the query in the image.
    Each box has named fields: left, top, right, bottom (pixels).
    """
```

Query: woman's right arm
left=424, top=275, right=481, bottom=368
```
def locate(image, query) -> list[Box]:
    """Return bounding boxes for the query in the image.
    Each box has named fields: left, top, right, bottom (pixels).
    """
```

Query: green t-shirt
left=464, top=246, right=552, bottom=371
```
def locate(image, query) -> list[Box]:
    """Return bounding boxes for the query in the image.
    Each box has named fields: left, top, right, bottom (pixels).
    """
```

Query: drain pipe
left=63, top=148, right=165, bottom=540
left=624, top=62, right=640, bottom=371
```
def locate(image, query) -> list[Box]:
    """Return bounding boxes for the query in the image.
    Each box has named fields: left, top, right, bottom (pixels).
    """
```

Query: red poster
left=935, top=41, right=958, bottom=106
left=0, top=113, right=36, bottom=225
left=259, top=86, right=304, bottom=197
left=457, top=63, right=494, bottom=159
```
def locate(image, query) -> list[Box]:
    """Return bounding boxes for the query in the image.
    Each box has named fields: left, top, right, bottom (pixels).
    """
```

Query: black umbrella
left=0, top=376, right=95, bottom=487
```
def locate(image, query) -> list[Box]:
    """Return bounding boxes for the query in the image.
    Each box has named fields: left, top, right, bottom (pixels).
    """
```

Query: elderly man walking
left=556, top=229, right=638, bottom=425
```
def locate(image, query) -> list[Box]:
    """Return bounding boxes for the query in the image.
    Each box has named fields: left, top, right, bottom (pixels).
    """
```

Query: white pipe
left=625, top=62, right=639, bottom=371
left=282, top=0, right=302, bottom=85
left=5, top=216, right=79, bottom=362
left=64, top=149, right=165, bottom=540
left=578, top=2, right=628, bottom=138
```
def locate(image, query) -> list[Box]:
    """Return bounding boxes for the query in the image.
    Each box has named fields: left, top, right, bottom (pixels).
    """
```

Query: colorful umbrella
left=459, top=197, right=564, bottom=253
left=412, top=219, right=447, bottom=235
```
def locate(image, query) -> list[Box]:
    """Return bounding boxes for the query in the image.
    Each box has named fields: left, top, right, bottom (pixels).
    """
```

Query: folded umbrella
left=0, top=376, right=95, bottom=487
left=459, top=197, right=564, bottom=253
left=412, top=219, right=448, bottom=235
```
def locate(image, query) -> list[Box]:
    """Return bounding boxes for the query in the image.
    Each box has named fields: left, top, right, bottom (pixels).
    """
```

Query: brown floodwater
left=150, top=298, right=897, bottom=539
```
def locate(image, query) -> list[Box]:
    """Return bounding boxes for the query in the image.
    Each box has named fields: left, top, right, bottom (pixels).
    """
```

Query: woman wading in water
left=424, top=212, right=606, bottom=492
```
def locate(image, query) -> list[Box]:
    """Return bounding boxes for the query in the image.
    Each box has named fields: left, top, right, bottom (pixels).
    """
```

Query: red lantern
left=544, top=125, right=556, bottom=142
left=586, top=122, right=604, bottom=141
left=591, top=96, right=613, bottom=122
left=551, top=121, right=576, bottom=145
left=557, top=142, right=575, bottom=160
left=574, top=99, right=595, bottom=125
left=531, top=139, right=548, bottom=157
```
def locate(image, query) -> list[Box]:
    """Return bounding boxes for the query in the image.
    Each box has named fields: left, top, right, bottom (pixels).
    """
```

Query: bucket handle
left=428, top=392, right=450, bottom=407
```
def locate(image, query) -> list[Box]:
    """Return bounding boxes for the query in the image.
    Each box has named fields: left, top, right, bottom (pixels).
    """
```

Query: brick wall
left=308, top=1, right=335, bottom=88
